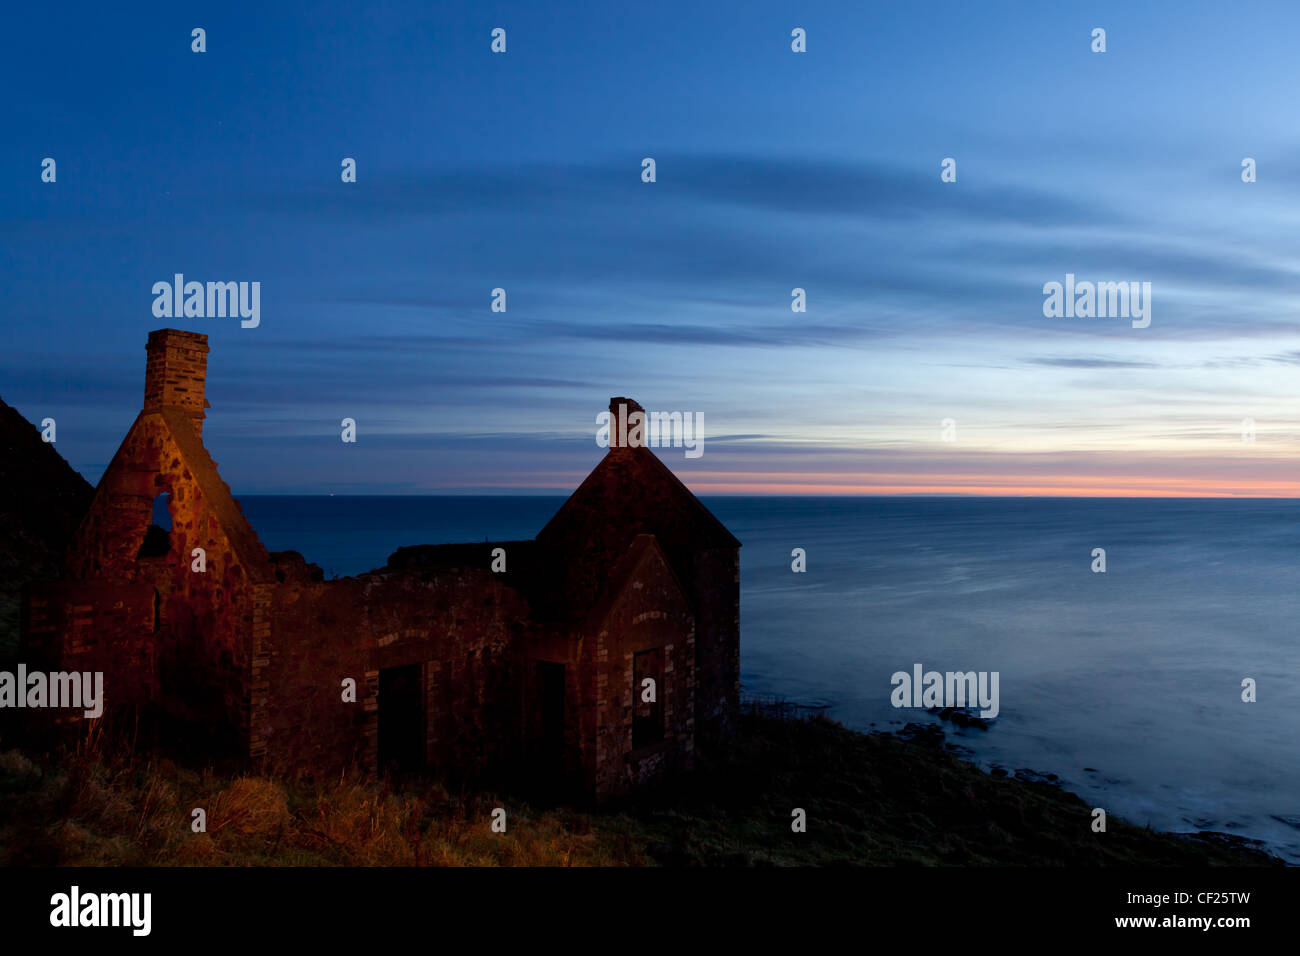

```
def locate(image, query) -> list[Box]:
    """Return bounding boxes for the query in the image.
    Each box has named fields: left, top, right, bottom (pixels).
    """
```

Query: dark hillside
left=0, top=397, right=94, bottom=660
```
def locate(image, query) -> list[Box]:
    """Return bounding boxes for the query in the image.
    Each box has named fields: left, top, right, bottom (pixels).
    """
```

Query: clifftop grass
left=0, top=711, right=1280, bottom=867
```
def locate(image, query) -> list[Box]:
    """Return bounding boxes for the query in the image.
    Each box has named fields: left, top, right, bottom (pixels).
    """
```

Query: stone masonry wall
left=257, top=566, right=530, bottom=778
left=690, top=546, right=741, bottom=734
left=588, top=544, right=695, bottom=799
left=64, top=413, right=263, bottom=746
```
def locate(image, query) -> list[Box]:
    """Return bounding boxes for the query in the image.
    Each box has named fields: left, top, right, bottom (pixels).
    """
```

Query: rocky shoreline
left=887, top=716, right=1279, bottom=864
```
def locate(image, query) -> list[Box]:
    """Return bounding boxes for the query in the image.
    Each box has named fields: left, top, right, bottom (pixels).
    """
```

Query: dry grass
left=0, top=710, right=1282, bottom=867
left=0, top=719, right=636, bottom=867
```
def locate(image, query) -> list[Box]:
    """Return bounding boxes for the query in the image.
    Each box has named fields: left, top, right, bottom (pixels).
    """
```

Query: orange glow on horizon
left=469, top=472, right=1300, bottom=498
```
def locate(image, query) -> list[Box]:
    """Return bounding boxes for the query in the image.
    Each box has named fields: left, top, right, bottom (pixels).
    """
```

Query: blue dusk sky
left=4, top=1, right=1300, bottom=495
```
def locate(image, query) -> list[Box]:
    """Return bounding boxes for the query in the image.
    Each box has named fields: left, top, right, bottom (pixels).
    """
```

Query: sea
left=237, top=495, right=1300, bottom=864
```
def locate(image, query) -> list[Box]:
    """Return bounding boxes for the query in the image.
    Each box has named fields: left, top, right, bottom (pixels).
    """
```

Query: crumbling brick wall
left=584, top=537, right=695, bottom=800
left=535, top=434, right=741, bottom=741
left=255, top=565, right=531, bottom=779
left=62, top=411, right=267, bottom=746
left=689, top=546, right=740, bottom=735
left=20, top=579, right=155, bottom=735
left=18, top=340, right=736, bottom=800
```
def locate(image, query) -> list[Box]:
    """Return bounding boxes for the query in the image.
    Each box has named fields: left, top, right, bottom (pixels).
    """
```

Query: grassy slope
left=0, top=712, right=1279, bottom=867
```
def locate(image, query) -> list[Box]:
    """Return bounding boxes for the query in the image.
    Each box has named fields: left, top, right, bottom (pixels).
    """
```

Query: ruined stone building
left=21, top=329, right=740, bottom=799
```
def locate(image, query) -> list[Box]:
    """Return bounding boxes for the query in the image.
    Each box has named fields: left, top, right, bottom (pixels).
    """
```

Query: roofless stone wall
left=19, top=329, right=741, bottom=799
left=254, top=564, right=531, bottom=779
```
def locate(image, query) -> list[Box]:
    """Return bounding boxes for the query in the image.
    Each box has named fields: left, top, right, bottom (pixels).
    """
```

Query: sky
left=4, top=1, right=1300, bottom=495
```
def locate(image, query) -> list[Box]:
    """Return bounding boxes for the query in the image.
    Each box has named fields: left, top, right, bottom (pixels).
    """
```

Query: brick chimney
left=144, top=329, right=210, bottom=436
left=608, top=396, right=645, bottom=450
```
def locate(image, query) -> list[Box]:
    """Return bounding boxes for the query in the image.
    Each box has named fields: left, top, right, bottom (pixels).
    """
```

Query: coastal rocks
left=927, top=705, right=993, bottom=730
left=1190, top=830, right=1274, bottom=855
left=1013, top=769, right=1062, bottom=787
left=897, top=721, right=946, bottom=748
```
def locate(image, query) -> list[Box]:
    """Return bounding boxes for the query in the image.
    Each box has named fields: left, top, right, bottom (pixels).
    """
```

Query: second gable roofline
left=584, top=532, right=697, bottom=633
left=156, top=407, right=274, bottom=582
left=538, top=444, right=741, bottom=551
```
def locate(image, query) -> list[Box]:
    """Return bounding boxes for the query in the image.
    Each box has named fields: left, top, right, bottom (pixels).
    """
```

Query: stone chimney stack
left=144, top=328, right=210, bottom=436
left=608, top=396, right=645, bottom=451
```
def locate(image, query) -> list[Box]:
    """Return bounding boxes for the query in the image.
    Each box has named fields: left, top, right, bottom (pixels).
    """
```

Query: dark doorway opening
left=379, top=664, right=424, bottom=774
left=536, top=661, right=565, bottom=779
left=633, top=648, right=665, bottom=749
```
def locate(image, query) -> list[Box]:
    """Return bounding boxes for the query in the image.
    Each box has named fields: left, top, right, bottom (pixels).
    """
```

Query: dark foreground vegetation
left=0, top=706, right=1280, bottom=867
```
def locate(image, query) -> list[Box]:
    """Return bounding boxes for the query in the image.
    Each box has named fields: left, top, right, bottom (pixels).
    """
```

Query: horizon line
left=229, top=491, right=1300, bottom=500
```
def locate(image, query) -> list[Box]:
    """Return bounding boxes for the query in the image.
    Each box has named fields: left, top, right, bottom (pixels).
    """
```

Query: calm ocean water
left=238, top=495, right=1300, bottom=863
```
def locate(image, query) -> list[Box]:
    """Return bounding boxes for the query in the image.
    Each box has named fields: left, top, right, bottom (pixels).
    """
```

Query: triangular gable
left=586, top=533, right=695, bottom=633
left=535, top=443, right=740, bottom=618
left=539, top=444, right=739, bottom=550
left=157, top=407, right=272, bottom=580
left=73, top=407, right=272, bottom=583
